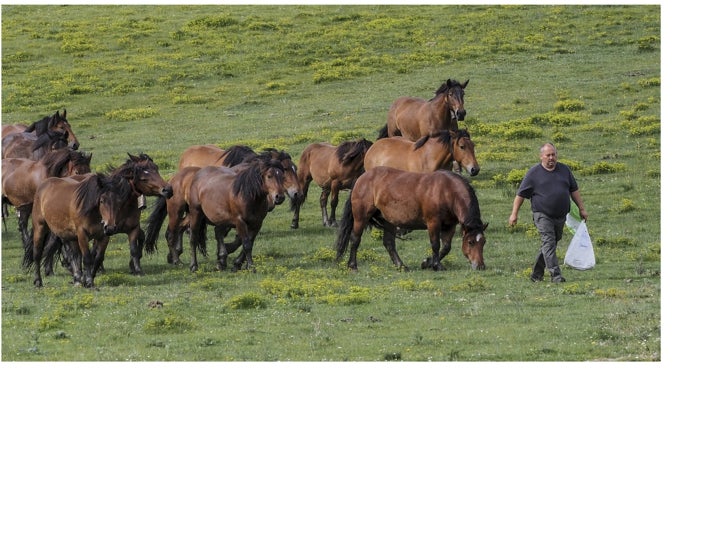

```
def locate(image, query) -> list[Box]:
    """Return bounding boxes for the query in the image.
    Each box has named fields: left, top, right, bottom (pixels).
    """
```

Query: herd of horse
left=1, top=78, right=489, bottom=288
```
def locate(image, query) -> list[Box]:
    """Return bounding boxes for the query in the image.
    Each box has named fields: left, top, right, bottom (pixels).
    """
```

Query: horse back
left=34, top=177, right=91, bottom=238
left=1, top=158, right=46, bottom=206
left=178, top=144, right=224, bottom=170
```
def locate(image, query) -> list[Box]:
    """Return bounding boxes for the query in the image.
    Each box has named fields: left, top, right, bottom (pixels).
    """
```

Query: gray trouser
left=532, top=212, right=565, bottom=277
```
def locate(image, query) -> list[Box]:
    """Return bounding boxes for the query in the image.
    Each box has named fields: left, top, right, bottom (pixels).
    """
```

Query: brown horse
left=1, top=129, right=70, bottom=160
left=22, top=173, right=133, bottom=288
left=336, top=167, right=488, bottom=271
left=2, top=110, right=79, bottom=149
left=379, top=79, right=469, bottom=141
left=177, top=143, right=302, bottom=203
left=364, top=129, right=479, bottom=176
left=293, top=138, right=373, bottom=229
left=185, top=158, right=286, bottom=272
left=145, top=154, right=285, bottom=271
left=2, top=148, right=93, bottom=242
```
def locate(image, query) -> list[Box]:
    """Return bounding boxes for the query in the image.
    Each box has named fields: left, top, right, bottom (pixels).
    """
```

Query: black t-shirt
left=516, top=162, right=579, bottom=219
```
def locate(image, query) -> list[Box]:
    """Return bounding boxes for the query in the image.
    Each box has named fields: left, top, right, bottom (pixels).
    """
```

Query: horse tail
left=377, top=124, right=389, bottom=140
left=335, top=191, right=354, bottom=261
left=21, top=228, right=35, bottom=270
left=40, top=234, right=63, bottom=274
left=196, top=218, right=208, bottom=258
left=144, top=196, right=168, bottom=254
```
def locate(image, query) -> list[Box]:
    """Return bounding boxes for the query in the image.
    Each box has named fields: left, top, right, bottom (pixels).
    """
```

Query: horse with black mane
left=2, top=109, right=79, bottom=149
left=378, top=79, right=469, bottom=141
left=178, top=143, right=301, bottom=203
left=22, top=173, right=137, bottom=288
left=1, top=129, right=70, bottom=160
left=364, top=129, right=479, bottom=176
left=293, top=138, right=373, bottom=228
left=145, top=154, right=285, bottom=271
left=2, top=147, right=93, bottom=242
left=336, top=166, right=488, bottom=271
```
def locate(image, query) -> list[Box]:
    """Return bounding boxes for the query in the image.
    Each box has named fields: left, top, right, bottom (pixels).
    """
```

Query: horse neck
left=424, top=136, right=454, bottom=169
left=429, top=92, right=453, bottom=120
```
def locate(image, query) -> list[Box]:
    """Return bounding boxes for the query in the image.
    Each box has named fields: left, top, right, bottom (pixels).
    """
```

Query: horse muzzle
left=455, top=109, right=466, bottom=121
left=468, top=166, right=479, bottom=177
left=274, top=193, right=286, bottom=206
left=102, top=222, right=119, bottom=236
left=161, top=186, right=174, bottom=199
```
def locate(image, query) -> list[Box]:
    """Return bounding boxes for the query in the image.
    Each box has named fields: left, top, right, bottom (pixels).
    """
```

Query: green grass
left=1, top=4, right=660, bottom=361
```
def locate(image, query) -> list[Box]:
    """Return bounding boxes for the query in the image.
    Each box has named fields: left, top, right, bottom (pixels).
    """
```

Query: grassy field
left=1, top=4, right=661, bottom=361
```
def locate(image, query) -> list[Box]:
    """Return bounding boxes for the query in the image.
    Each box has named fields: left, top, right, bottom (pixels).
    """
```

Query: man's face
left=540, top=146, right=557, bottom=171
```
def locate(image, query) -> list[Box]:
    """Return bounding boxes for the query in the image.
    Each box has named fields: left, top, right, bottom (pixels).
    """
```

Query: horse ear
left=482, top=221, right=489, bottom=231
left=128, top=152, right=138, bottom=161
left=62, top=109, right=67, bottom=119
left=462, top=79, right=469, bottom=88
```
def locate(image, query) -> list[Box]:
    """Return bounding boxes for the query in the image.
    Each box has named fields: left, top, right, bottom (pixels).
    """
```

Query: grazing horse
left=178, top=143, right=301, bottom=203
left=22, top=173, right=132, bottom=288
left=2, top=109, right=80, bottom=149
left=363, top=129, right=479, bottom=176
left=293, top=138, right=373, bottom=228
left=336, top=167, right=488, bottom=271
left=1, top=129, right=69, bottom=160
left=379, top=79, right=469, bottom=141
left=2, top=148, right=93, bottom=243
left=184, top=158, right=286, bottom=272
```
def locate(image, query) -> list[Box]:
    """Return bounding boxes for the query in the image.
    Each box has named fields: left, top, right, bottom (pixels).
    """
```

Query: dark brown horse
left=22, top=173, right=133, bottom=288
left=1, top=129, right=70, bottom=160
left=364, top=129, right=479, bottom=176
left=336, top=167, right=488, bottom=271
left=70, top=153, right=173, bottom=275
left=293, top=138, right=373, bottom=228
left=2, top=109, right=79, bottom=149
left=185, top=159, right=286, bottom=272
left=379, top=79, right=469, bottom=141
left=178, top=143, right=302, bottom=204
left=2, top=148, right=93, bottom=242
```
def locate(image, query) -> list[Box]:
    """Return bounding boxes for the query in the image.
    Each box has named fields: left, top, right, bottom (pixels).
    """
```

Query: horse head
left=263, top=149, right=302, bottom=204
left=451, top=129, right=479, bottom=176
left=51, top=110, right=80, bottom=150
left=261, top=158, right=286, bottom=209
left=442, top=79, right=468, bottom=122
left=461, top=221, right=488, bottom=270
left=125, top=153, right=173, bottom=199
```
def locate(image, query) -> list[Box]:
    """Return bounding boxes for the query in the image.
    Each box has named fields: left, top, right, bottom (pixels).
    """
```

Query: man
left=508, top=142, right=588, bottom=283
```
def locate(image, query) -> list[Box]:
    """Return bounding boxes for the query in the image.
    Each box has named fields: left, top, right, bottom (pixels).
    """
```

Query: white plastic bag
left=564, top=221, right=595, bottom=270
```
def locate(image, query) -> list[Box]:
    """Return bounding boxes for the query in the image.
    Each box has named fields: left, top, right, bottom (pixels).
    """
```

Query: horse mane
left=336, top=138, right=373, bottom=165
left=24, top=115, right=52, bottom=135
left=259, top=148, right=292, bottom=164
left=221, top=145, right=256, bottom=167
left=448, top=172, right=484, bottom=233
left=231, top=155, right=279, bottom=200
left=114, top=153, right=157, bottom=182
left=31, top=130, right=68, bottom=151
left=41, top=147, right=74, bottom=177
left=434, top=79, right=466, bottom=96
left=73, top=173, right=107, bottom=217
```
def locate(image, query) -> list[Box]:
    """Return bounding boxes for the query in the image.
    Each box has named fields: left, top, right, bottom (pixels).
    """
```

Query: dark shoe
left=552, top=275, right=566, bottom=283
left=530, top=274, right=543, bottom=282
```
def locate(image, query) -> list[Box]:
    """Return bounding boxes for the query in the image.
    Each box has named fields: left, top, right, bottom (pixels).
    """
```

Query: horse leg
left=78, top=233, right=98, bottom=288
left=328, top=181, right=341, bottom=228
left=215, top=225, right=229, bottom=270
left=382, top=226, right=407, bottom=271
left=88, top=236, right=110, bottom=288
left=17, top=205, right=32, bottom=245
left=31, top=224, right=50, bottom=287
left=320, top=187, right=331, bottom=227
left=421, top=224, right=445, bottom=271
left=291, top=175, right=312, bottom=229
left=232, top=233, right=256, bottom=272
left=127, top=227, right=144, bottom=275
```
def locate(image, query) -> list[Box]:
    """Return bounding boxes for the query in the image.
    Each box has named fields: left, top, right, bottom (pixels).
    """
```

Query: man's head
left=539, top=143, right=557, bottom=171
